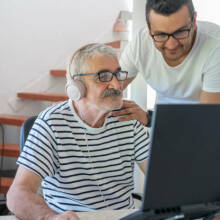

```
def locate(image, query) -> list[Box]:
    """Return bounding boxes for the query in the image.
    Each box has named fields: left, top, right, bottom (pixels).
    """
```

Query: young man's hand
left=112, top=100, right=148, bottom=125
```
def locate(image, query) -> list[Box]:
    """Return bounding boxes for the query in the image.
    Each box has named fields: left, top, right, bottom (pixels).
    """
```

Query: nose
left=109, top=75, right=123, bottom=90
left=164, top=36, right=179, bottom=50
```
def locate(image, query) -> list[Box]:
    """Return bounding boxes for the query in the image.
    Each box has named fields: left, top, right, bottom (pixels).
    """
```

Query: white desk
left=0, top=209, right=136, bottom=220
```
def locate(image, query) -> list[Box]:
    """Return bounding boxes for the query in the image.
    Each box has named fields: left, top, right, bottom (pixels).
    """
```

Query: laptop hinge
left=142, top=202, right=220, bottom=220
left=142, top=207, right=182, bottom=219
left=180, top=202, right=220, bottom=219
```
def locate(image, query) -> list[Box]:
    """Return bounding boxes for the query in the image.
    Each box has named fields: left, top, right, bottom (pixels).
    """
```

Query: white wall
left=193, top=0, right=220, bottom=25
left=0, top=0, right=129, bottom=115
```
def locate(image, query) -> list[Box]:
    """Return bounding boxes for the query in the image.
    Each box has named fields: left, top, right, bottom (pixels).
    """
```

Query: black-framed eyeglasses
left=151, top=22, right=193, bottom=43
left=72, top=69, right=128, bottom=82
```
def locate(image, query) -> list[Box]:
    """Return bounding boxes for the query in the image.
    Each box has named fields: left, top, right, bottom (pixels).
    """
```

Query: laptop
left=121, top=104, right=220, bottom=220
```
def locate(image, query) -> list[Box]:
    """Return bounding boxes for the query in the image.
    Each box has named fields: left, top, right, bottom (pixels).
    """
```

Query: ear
left=146, top=21, right=151, bottom=36
left=193, top=11, right=197, bottom=28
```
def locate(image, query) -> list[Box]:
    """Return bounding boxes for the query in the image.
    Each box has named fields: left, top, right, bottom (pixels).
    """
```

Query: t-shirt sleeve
left=120, top=39, right=139, bottom=78
left=133, top=120, right=150, bottom=162
left=17, top=118, right=59, bottom=179
left=202, top=45, right=220, bottom=92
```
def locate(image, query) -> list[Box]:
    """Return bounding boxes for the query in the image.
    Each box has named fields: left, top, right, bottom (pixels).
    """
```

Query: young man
left=114, top=0, right=220, bottom=126
left=7, top=44, right=150, bottom=220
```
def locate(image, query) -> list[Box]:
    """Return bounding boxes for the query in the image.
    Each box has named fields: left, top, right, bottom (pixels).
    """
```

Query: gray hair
left=66, top=43, right=119, bottom=84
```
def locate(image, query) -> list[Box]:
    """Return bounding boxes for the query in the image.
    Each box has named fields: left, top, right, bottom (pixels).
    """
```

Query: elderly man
left=7, top=43, right=150, bottom=220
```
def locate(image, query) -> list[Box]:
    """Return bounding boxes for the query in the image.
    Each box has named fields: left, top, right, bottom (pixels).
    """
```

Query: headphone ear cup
left=66, top=80, right=86, bottom=101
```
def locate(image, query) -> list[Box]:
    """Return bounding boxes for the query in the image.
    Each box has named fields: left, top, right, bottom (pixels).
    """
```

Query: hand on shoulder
left=112, top=100, right=148, bottom=125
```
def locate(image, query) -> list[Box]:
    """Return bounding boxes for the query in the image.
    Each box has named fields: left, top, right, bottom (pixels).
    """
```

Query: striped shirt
left=17, top=99, right=150, bottom=213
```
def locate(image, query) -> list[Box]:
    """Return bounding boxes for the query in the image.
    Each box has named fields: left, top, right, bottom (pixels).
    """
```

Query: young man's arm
left=7, top=166, right=79, bottom=220
left=200, top=46, right=220, bottom=104
left=200, top=91, right=220, bottom=103
left=122, top=77, right=135, bottom=90
left=137, top=160, right=147, bottom=174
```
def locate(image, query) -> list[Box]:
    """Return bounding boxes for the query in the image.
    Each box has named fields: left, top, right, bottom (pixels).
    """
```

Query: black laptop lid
left=142, top=104, right=220, bottom=211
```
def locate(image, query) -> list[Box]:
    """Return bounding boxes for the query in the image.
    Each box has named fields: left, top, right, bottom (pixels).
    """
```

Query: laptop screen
left=142, top=104, right=220, bottom=211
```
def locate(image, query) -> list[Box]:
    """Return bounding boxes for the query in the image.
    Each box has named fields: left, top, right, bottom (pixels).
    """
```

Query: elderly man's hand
left=112, top=100, right=148, bottom=125
left=48, top=211, right=80, bottom=220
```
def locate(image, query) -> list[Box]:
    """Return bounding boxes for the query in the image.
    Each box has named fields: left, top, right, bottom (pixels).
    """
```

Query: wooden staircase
left=0, top=114, right=28, bottom=126
left=0, top=177, right=14, bottom=194
left=0, top=144, right=20, bottom=157
left=50, top=70, right=66, bottom=77
left=0, top=40, right=121, bottom=194
left=0, top=114, right=28, bottom=194
left=17, top=92, right=68, bottom=102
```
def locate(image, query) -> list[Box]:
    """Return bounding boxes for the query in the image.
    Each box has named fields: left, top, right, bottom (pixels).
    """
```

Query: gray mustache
left=102, top=89, right=122, bottom=98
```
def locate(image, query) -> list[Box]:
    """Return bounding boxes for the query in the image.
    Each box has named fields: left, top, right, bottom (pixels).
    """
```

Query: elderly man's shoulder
left=38, top=100, right=71, bottom=122
left=198, top=21, right=220, bottom=39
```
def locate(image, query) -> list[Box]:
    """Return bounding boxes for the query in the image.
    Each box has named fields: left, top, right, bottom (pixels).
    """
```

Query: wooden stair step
left=105, top=40, right=121, bottom=49
left=50, top=70, right=66, bottom=77
left=17, top=92, right=68, bottom=102
left=0, top=114, right=28, bottom=126
left=0, top=143, right=20, bottom=157
left=0, top=177, right=14, bottom=194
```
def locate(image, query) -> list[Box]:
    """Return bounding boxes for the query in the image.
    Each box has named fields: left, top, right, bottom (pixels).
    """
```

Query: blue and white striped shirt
left=18, top=100, right=150, bottom=213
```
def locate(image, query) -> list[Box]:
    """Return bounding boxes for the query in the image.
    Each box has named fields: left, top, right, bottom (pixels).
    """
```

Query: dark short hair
left=146, top=0, right=195, bottom=28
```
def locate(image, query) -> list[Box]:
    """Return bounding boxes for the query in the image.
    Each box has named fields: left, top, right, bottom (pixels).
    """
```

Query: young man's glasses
left=151, top=22, right=193, bottom=43
left=72, top=69, right=128, bottom=82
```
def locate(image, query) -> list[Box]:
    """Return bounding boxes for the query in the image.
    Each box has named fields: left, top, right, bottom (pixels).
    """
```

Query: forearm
left=7, top=186, right=57, bottom=220
left=200, top=91, right=220, bottom=104
left=137, top=161, right=147, bottom=174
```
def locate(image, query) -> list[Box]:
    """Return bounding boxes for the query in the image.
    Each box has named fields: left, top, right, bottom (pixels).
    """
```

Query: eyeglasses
left=151, top=22, right=193, bottom=42
left=72, top=69, right=128, bottom=82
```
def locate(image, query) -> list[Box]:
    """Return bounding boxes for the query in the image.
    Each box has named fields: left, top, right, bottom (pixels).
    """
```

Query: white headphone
left=66, top=80, right=86, bottom=101
left=65, top=53, right=86, bottom=101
